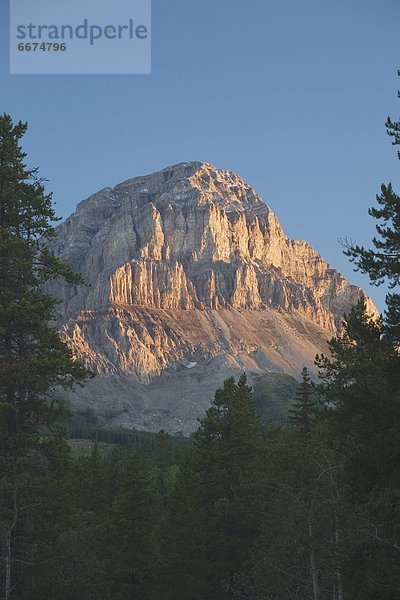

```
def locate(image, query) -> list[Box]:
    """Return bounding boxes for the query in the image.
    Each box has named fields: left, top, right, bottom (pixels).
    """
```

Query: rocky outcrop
left=47, top=162, right=377, bottom=432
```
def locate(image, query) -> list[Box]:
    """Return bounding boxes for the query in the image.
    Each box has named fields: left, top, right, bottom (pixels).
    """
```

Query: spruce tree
left=164, top=375, right=266, bottom=600
left=105, top=454, right=160, bottom=600
left=0, top=114, right=87, bottom=598
left=316, top=298, right=400, bottom=598
left=344, top=71, right=400, bottom=343
left=288, top=367, right=316, bottom=438
left=321, top=73, right=400, bottom=596
left=316, top=297, right=400, bottom=493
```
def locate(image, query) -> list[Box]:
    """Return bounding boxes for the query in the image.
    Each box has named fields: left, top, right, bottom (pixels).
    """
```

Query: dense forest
left=1, top=75, right=400, bottom=599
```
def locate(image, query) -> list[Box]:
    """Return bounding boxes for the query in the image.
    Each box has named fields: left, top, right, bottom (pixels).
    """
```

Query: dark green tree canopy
left=0, top=113, right=82, bottom=285
left=0, top=114, right=87, bottom=599
left=288, top=367, right=316, bottom=438
left=344, top=181, right=400, bottom=287
left=316, top=297, right=400, bottom=400
left=343, top=72, right=400, bottom=342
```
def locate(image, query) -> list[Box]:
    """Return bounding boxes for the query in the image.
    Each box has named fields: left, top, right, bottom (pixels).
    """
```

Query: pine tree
left=0, top=114, right=87, bottom=598
left=249, top=426, right=340, bottom=600
left=164, top=375, right=266, bottom=600
left=288, top=367, right=316, bottom=438
left=344, top=70, right=400, bottom=343
left=105, top=454, right=160, bottom=600
left=315, top=298, right=400, bottom=492
left=324, top=73, right=400, bottom=596
left=316, top=298, right=400, bottom=598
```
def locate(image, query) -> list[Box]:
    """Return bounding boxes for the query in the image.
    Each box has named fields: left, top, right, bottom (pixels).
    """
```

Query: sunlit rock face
left=47, top=162, right=377, bottom=433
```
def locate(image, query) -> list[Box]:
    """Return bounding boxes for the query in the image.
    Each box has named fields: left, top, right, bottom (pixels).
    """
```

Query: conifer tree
left=316, top=298, right=400, bottom=598
left=288, top=367, right=316, bottom=438
left=104, top=454, right=159, bottom=600
left=164, top=375, right=266, bottom=600
left=315, top=297, right=400, bottom=493
left=344, top=70, right=400, bottom=343
left=0, top=114, right=87, bottom=598
left=318, top=72, right=400, bottom=597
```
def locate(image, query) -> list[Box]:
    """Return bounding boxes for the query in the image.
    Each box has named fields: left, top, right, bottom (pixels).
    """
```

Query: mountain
left=48, top=162, right=376, bottom=434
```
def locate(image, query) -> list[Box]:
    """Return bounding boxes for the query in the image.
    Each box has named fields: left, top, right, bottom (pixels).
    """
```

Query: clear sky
left=1, top=0, right=399, bottom=311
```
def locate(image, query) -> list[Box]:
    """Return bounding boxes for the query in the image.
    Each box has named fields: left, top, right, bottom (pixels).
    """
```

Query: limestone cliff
left=48, top=162, right=376, bottom=433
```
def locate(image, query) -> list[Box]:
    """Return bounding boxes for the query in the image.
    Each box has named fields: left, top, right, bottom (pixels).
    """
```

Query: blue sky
left=1, top=0, right=399, bottom=311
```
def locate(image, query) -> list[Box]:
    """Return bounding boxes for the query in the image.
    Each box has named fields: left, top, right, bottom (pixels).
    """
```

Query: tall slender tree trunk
left=5, top=527, right=11, bottom=600
left=308, top=517, right=320, bottom=600
left=4, top=471, right=18, bottom=600
left=335, top=513, right=344, bottom=600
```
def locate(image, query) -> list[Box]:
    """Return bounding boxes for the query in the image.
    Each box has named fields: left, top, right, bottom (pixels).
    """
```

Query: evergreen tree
left=250, top=428, right=340, bottom=600
left=316, top=299, right=400, bottom=598
left=288, top=367, right=316, bottom=438
left=164, top=375, right=266, bottom=600
left=344, top=70, right=400, bottom=343
left=104, top=453, right=160, bottom=600
left=0, top=114, right=87, bottom=598
left=316, top=297, right=400, bottom=497
left=319, top=73, right=400, bottom=597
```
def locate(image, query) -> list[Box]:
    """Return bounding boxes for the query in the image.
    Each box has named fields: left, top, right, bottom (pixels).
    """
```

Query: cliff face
left=48, top=162, right=376, bottom=432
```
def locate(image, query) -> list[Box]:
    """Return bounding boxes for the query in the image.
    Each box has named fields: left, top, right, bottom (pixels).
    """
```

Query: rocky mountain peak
left=48, top=163, right=377, bottom=433
left=75, top=161, right=269, bottom=221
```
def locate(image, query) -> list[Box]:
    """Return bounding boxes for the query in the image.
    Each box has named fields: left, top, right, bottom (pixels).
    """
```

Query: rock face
left=49, top=162, right=376, bottom=433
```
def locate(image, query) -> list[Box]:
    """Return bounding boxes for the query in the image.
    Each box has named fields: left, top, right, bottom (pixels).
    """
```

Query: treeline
left=66, top=418, right=189, bottom=458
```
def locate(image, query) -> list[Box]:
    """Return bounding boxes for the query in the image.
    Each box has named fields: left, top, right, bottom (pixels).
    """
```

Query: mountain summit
left=49, top=162, right=376, bottom=433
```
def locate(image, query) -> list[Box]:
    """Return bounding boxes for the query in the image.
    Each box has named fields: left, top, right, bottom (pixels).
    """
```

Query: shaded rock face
left=48, top=162, right=376, bottom=432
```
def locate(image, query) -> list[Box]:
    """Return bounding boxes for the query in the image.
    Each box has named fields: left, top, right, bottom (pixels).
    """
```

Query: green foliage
left=250, top=429, right=341, bottom=599
left=0, top=113, right=87, bottom=452
left=288, top=367, right=317, bottom=438
left=67, top=438, right=116, bottom=458
left=164, top=375, right=266, bottom=600
left=316, top=298, right=400, bottom=497
left=344, top=181, right=400, bottom=287
left=66, top=419, right=190, bottom=463
left=344, top=71, right=400, bottom=343
left=103, top=454, right=160, bottom=599
left=316, top=299, right=400, bottom=597
left=0, top=114, right=87, bottom=599
left=313, top=76, right=400, bottom=597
